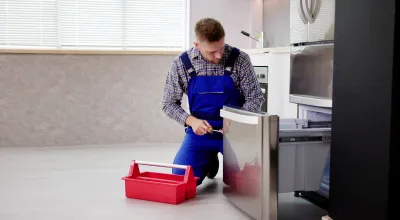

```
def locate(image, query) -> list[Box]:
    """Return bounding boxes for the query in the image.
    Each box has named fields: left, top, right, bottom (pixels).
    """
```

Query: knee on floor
left=172, top=168, right=206, bottom=186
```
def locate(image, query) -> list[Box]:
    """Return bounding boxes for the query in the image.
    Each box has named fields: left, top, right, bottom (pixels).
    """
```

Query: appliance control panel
left=254, top=66, right=268, bottom=84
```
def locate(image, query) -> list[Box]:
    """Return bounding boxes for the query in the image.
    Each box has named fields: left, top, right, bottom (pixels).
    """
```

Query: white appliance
left=290, top=0, right=335, bottom=44
left=289, top=0, right=335, bottom=108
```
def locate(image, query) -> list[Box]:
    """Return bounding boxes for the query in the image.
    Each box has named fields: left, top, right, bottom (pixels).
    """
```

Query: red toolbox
left=121, top=160, right=199, bottom=205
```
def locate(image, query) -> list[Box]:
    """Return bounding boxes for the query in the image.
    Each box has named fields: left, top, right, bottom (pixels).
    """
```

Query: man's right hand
left=186, top=116, right=212, bottom=135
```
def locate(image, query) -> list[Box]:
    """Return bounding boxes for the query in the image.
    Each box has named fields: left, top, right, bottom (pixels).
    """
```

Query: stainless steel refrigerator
left=222, top=0, right=335, bottom=219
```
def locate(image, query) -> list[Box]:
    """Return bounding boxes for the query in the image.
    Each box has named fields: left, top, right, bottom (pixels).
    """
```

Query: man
left=162, top=18, right=264, bottom=186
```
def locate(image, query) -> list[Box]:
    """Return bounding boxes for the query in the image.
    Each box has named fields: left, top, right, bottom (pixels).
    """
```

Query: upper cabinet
left=290, top=0, right=335, bottom=44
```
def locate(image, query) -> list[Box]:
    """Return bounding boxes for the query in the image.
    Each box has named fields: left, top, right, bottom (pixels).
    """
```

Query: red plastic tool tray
left=121, top=160, right=199, bottom=205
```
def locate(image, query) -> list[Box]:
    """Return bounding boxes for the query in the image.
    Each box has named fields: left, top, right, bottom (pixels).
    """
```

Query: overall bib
left=172, top=47, right=245, bottom=185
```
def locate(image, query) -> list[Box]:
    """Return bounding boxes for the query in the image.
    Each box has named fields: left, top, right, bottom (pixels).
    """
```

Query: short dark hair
left=195, top=18, right=225, bottom=42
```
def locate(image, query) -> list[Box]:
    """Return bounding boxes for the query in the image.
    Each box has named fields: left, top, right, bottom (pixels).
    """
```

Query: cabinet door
left=308, top=0, right=335, bottom=42
left=290, top=0, right=308, bottom=44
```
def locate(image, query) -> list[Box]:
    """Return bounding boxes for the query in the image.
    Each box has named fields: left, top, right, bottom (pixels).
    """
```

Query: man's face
left=194, top=38, right=225, bottom=64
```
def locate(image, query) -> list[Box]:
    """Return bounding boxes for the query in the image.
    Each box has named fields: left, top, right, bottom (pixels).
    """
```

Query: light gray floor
left=0, top=144, right=327, bottom=220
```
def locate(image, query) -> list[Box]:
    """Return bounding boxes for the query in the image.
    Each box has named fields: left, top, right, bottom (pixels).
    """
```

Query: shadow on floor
left=197, top=180, right=219, bottom=195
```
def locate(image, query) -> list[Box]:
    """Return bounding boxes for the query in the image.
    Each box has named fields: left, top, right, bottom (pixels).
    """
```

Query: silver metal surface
left=263, top=115, right=279, bottom=220
left=222, top=107, right=264, bottom=220
left=221, top=106, right=332, bottom=219
left=289, top=94, right=332, bottom=108
left=221, top=106, right=278, bottom=220
left=290, top=43, right=334, bottom=108
left=260, top=31, right=265, bottom=48
left=254, top=66, right=268, bottom=84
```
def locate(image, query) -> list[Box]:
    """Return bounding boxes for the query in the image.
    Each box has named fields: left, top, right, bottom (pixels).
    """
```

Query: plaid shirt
left=162, top=44, right=265, bottom=126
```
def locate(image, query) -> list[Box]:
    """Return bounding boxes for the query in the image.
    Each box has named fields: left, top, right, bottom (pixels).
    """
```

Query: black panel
left=330, top=0, right=397, bottom=219
left=389, top=4, right=399, bottom=218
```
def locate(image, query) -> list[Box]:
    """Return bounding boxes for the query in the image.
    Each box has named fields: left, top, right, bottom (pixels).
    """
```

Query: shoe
left=207, top=155, right=219, bottom=179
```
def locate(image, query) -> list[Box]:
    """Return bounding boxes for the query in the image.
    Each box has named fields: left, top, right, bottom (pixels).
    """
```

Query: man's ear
left=193, top=41, right=200, bottom=50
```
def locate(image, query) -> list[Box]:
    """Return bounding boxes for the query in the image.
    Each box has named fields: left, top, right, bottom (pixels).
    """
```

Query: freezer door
left=278, top=127, right=331, bottom=193
left=221, top=106, right=278, bottom=220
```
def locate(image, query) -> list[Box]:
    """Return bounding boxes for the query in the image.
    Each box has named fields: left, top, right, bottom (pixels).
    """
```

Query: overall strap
left=224, top=47, right=241, bottom=76
left=180, top=52, right=197, bottom=78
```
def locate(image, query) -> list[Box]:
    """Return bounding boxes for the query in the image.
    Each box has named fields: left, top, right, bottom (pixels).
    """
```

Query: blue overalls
left=172, top=47, right=245, bottom=185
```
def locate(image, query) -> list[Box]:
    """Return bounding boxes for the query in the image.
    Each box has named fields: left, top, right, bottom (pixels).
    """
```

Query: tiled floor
left=0, top=144, right=328, bottom=220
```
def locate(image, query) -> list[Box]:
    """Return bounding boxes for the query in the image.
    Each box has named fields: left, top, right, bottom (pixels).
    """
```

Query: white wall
left=263, top=0, right=290, bottom=47
left=189, top=0, right=263, bottom=49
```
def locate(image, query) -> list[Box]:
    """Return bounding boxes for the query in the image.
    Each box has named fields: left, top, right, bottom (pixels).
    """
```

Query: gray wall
left=263, top=0, right=290, bottom=47
left=0, top=54, right=187, bottom=147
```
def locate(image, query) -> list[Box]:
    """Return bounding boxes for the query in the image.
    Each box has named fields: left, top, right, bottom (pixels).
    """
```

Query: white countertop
left=241, top=46, right=290, bottom=54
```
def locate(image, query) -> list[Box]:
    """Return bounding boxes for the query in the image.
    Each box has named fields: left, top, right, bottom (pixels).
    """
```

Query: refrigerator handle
left=220, top=109, right=260, bottom=125
left=297, top=0, right=308, bottom=24
left=303, top=0, right=315, bottom=23
left=312, top=0, right=322, bottom=21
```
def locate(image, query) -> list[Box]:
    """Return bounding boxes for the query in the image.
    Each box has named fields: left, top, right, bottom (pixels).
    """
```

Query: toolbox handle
left=134, top=160, right=188, bottom=170
left=129, top=160, right=196, bottom=184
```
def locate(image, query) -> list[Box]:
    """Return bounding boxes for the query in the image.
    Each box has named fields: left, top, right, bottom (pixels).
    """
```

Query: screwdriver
left=208, top=128, right=223, bottom=133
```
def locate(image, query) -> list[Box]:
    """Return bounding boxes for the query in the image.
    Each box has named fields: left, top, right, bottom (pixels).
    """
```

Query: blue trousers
left=172, top=128, right=240, bottom=186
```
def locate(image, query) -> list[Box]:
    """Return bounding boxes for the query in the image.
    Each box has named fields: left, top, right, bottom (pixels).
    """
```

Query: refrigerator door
left=308, top=0, right=335, bottom=42
left=289, top=42, right=334, bottom=107
left=290, top=0, right=309, bottom=44
left=221, top=106, right=278, bottom=220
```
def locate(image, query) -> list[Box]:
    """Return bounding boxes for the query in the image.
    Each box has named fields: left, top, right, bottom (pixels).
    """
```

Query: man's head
left=194, top=18, right=226, bottom=64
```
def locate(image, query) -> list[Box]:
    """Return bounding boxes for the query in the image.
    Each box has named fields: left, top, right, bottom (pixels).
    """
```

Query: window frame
left=0, top=0, right=190, bottom=55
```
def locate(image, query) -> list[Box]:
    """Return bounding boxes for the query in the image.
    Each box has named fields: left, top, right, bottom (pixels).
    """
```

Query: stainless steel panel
left=290, top=43, right=334, bottom=107
left=254, top=66, right=268, bottom=84
left=263, top=115, right=279, bottom=220
left=221, top=107, right=263, bottom=220
left=221, top=106, right=278, bottom=220
left=221, top=106, right=331, bottom=219
left=289, top=94, right=332, bottom=108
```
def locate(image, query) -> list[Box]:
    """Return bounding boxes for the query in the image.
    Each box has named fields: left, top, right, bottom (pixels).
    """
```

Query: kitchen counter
left=241, top=46, right=290, bottom=54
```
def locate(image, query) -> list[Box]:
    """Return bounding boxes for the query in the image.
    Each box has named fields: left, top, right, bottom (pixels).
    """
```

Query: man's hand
left=186, top=116, right=212, bottom=135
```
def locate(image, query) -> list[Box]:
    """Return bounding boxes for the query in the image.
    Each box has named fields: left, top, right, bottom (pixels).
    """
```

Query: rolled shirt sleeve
left=237, top=52, right=265, bottom=112
left=162, top=59, right=190, bottom=126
